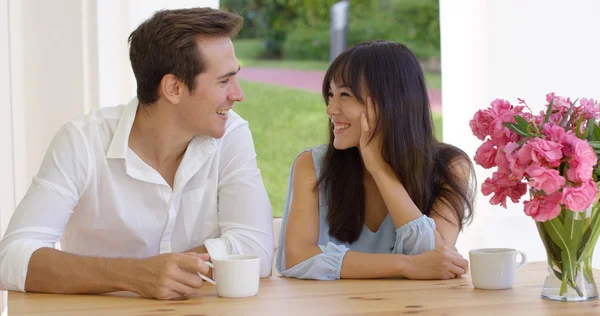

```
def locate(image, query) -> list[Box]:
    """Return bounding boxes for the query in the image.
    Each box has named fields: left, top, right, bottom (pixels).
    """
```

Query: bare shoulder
left=292, top=150, right=317, bottom=183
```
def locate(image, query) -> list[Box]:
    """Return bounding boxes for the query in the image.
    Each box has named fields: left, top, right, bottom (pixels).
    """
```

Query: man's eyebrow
left=217, top=65, right=241, bottom=80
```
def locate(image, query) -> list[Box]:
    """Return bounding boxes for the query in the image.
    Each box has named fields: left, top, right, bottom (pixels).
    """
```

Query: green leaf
left=565, top=210, right=585, bottom=257
left=544, top=99, right=554, bottom=124
left=578, top=204, right=600, bottom=264
left=595, top=165, right=600, bottom=177
left=560, top=251, right=571, bottom=295
left=572, top=116, right=583, bottom=136
left=515, top=115, right=533, bottom=130
left=588, top=141, right=600, bottom=149
left=557, top=209, right=566, bottom=223
left=593, top=122, right=600, bottom=141
left=584, top=261, right=595, bottom=284
left=542, top=217, right=571, bottom=251
left=502, top=122, right=530, bottom=138
left=560, top=103, right=576, bottom=127
left=536, top=221, right=564, bottom=276
left=584, top=118, right=596, bottom=140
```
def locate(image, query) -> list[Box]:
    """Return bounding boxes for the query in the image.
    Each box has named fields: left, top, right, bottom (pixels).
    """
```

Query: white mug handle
left=516, top=251, right=527, bottom=271
left=197, top=262, right=216, bottom=285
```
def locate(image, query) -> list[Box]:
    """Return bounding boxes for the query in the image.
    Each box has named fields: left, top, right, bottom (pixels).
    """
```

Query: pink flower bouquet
left=470, top=93, right=600, bottom=300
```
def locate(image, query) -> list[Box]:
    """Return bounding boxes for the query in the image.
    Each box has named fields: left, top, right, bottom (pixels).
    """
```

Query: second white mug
left=469, top=248, right=527, bottom=290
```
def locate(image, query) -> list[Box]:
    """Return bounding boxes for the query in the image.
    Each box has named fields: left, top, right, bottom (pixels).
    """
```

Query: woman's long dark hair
left=318, top=41, right=475, bottom=243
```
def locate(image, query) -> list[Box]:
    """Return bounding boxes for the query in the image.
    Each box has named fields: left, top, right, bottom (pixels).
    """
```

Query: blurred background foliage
left=221, top=0, right=440, bottom=62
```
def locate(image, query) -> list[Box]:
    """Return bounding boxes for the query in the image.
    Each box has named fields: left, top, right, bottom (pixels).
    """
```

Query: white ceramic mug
left=197, top=254, right=261, bottom=298
left=469, top=248, right=527, bottom=290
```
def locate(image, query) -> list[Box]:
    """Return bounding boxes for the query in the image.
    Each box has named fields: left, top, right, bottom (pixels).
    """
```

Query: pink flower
left=577, top=98, right=599, bottom=121
left=481, top=172, right=527, bottom=208
left=562, top=180, right=599, bottom=212
left=514, top=106, right=534, bottom=122
left=524, top=192, right=563, bottom=221
left=542, top=124, right=568, bottom=145
left=495, top=147, right=511, bottom=174
left=474, top=93, right=599, bottom=213
left=546, top=92, right=572, bottom=109
left=544, top=93, right=572, bottom=125
left=470, top=110, right=494, bottom=141
left=565, top=137, right=597, bottom=183
left=488, top=99, right=519, bottom=146
left=525, top=163, right=566, bottom=194
left=517, top=143, right=533, bottom=166
left=474, top=140, right=497, bottom=169
left=489, top=98, right=513, bottom=118
left=490, top=129, right=520, bottom=147
left=504, top=142, right=526, bottom=180
left=528, top=138, right=563, bottom=167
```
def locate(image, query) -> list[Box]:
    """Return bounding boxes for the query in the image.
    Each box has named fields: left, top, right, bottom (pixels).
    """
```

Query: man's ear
left=158, top=74, right=183, bottom=104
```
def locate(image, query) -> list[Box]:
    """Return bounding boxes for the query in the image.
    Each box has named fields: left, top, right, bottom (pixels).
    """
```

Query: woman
left=276, top=41, right=475, bottom=280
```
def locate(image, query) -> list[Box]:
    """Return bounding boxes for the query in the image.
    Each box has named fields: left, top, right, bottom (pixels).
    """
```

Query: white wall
left=0, top=0, right=14, bottom=312
left=8, top=0, right=98, bottom=202
left=441, top=0, right=600, bottom=267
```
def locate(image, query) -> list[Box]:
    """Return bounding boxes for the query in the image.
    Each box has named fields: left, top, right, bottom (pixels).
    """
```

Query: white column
left=441, top=0, right=600, bottom=267
left=0, top=0, right=14, bottom=236
left=8, top=0, right=99, bottom=202
left=0, top=0, right=13, bottom=312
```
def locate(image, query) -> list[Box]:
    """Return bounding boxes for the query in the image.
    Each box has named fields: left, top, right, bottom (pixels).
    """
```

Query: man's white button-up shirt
left=0, top=98, right=274, bottom=291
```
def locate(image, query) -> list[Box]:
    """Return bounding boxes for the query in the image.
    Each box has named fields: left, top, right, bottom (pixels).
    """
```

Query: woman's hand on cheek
left=359, top=97, right=387, bottom=173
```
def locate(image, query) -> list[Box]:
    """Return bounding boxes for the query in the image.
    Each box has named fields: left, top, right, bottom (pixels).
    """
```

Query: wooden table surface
left=8, top=262, right=600, bottom=315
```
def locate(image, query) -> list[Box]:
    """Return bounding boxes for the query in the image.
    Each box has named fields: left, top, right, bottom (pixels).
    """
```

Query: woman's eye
left=341, top=92, right=351, bottom=97
left=221, top=79, right=230, bottom=84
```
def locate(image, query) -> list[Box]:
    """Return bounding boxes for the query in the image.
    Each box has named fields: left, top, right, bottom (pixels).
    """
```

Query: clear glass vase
left=536, top=205, right=599, bottom=301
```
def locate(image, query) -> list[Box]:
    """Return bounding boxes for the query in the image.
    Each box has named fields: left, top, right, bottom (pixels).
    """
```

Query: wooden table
left=8, top=262, right=600, bottom=315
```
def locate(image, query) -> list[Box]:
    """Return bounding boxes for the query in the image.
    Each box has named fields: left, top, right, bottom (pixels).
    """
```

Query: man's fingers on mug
left=173, top=270, right=204, bottom=288
left=179, top=255, right=209, bottom=275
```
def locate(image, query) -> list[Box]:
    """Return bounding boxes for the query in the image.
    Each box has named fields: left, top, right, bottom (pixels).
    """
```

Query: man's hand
left=127, top=252, right=211, bottom=300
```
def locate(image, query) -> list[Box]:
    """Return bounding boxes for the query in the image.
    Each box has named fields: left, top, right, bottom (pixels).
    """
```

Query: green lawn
left=239, top=58, right=330, bottom=72
left=234, top=39, right=442, bottom=90
left=236, top=80, right=442, bottom=217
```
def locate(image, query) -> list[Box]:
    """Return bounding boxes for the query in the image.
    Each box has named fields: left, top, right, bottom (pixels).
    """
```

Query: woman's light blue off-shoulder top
left=276, top=145, right=437, bottom=280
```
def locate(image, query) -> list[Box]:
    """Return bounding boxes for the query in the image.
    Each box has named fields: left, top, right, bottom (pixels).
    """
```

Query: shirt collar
left=106, top=97, right=139, bottom=159
left=106, top=97, right=219, bottom=173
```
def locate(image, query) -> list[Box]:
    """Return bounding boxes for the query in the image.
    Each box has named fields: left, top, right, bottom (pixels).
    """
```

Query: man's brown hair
left=128, top=7, right=243, bottom=104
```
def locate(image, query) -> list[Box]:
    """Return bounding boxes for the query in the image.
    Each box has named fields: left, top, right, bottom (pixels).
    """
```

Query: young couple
left=0, top=7, right=474, bottom=300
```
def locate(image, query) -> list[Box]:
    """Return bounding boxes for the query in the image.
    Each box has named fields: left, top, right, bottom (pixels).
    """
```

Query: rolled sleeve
left=0, top=238, right=52, bottom=291
left=208, top=117, right=274, bottom=278
left=392, top=215, right=437, bottom=255
left=278, top=242, right=349, bottom=280
left=0, top=123, right=88, bottom=291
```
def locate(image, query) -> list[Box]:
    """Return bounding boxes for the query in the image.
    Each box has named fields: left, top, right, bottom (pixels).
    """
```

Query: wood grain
left=8, top=262, right=600, bottom=315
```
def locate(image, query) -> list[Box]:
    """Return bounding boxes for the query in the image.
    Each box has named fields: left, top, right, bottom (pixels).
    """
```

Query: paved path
left=238, top=67, right=442, bottom=113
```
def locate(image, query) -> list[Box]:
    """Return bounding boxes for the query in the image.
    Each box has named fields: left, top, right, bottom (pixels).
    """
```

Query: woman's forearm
left=340, top=250, right=408, bottom=279
left=286, top=244, right=408, bottom=279
left=285, top=244, right=466, bottom=280
left=371, top=164, right=424, bottom=229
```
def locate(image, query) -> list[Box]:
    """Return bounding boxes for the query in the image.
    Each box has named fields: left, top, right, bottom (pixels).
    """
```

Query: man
left=0, top=7, right=274, bottom=300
